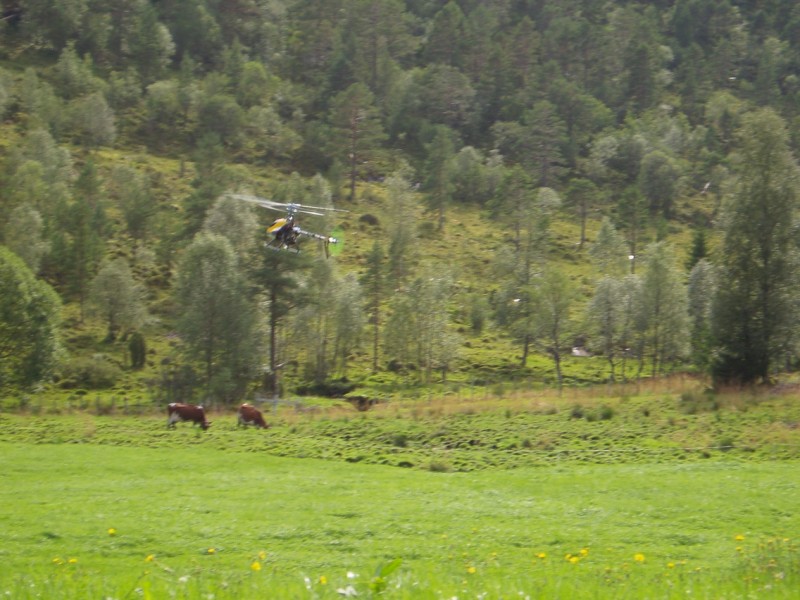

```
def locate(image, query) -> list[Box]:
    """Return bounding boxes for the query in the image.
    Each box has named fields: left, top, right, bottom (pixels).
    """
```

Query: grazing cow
left=237, top=403, right=269, bottom=429
left=167, top=403, right=210, bottom=430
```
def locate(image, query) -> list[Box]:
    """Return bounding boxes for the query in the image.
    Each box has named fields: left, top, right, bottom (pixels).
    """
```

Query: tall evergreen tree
left=48, top=196, right=105, bottom=320
left=687, top=258, right=717, bottom=369
left=328, top=82, right=387, bottom=201
left=385, top=168, right=418, bottom=285
left=253, top=246, right=308, bottom=397
left=565, top=178, right=598, bottom=250
left=712, top=108, right=800, bottom=384
left=422, top=125, right=455, bottom=230
left=422, top=1, right=467, bottom=68
left=362, top=240, right=385, bottom=373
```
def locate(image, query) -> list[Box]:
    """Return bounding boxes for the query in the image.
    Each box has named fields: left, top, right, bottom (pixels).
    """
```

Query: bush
left=391, top=433, right=408, bottom=448
left=599, top=405, right=615, bottom=420
left=680, top=391, right=718, bottom=414
left=428, top=461, right=450, bottom=472
left=294, top=379, right=357, bottom=397
left=59, top=354, right=122, bottom=389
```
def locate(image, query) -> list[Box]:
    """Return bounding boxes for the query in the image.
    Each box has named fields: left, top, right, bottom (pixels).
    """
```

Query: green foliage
left=175, top=234, right=260, bottom=403
left=712, top=109, right=800, bottom=384
left=4, top=0, right=800, bottom=395
left=369, top=558, right=403, bottom=594
left=89, top=258, right=149, bottom=341
left=0, top=247, right=63, bottom=389
left=59, top=354, right=122, bottom=389
left=128, top=331, right=146, bottom=370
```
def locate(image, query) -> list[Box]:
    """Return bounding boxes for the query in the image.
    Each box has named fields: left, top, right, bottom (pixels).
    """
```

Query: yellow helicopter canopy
left=267, top=218, right=288, bottom=233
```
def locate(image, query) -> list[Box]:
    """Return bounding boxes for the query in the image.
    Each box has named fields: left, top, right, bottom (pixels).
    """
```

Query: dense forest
left=1, top=0, right=800, bottom=404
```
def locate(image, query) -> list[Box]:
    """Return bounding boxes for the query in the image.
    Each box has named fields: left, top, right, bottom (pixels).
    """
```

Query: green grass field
left=0, top=439, right=798, bottom=599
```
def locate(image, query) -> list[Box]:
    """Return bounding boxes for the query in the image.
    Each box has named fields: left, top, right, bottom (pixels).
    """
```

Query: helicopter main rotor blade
left=226, top=193, right=287, bottom=212
left=295, top=204, right=350, bottom=213
left=228, top=193, right=349, bottom=216
left=289, top=205, right=326, bottom=216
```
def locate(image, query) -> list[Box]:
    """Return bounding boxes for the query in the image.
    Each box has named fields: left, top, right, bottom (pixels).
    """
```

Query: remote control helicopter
left=227, top=193, right=347, bottom=257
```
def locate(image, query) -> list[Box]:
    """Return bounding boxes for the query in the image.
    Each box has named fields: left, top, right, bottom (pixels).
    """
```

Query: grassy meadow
left=1, top=382, right=799, bottom=598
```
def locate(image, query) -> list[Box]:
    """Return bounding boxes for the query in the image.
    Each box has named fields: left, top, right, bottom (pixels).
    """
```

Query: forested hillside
left=1, top=0, right=800, bottom=405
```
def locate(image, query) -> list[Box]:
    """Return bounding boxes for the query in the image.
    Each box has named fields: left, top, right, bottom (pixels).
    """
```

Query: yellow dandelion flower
left=251, top=561, right=262, bottom=572
left=319, top=575, right=327, bottom=585
left=145, top=555, right=155, bottom=562
left=68, top=558, right=78, bottom=564
left=53, top=557, right=64, bottom=565
left=569, top=556, right=580, bottom=564
left=564, top=553, right=573, bottom=561
left=735, top=534, right=745, bottom=542
left=207, top=548, right=216, bottom=555
left=736, top=546, right=743, bottom=552
left=536, top=552, right=547, bottom=560
left=258, top=551, right=267, bottom=561
left=667, top=562, right=675, bottom=569
left=634, top=553, right=646, bottom=563
left=108, top=528, right=117, bottom=536
left=580, top=548, right=590, bottom=557
left=467, top=566, right=477, bottom=574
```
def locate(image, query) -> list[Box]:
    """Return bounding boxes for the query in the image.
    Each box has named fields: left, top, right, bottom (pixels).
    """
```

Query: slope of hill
left=1, top=0, right=796, bottom=404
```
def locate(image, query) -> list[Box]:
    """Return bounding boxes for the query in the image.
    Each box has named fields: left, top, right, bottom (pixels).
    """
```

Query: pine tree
left=362, top=241, right=385, bottom=373
left=712, top=109, right=800, bottom=384
left=422, top=125, right=455, bottom=230
left=328, top=82, right=387, bottom=201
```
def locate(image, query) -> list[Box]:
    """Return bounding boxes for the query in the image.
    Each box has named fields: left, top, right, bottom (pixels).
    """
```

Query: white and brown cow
left=167, top=403, right=211, bottom=430
left=237, top=403, right=269, bottom=429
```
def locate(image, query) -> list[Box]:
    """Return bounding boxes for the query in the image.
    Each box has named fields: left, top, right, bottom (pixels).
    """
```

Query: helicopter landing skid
left=265, top=241, right=300, bottom=253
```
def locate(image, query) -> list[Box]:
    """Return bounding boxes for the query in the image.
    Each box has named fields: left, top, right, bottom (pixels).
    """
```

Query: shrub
left=599, top=405, right=615, bottom=420
left=428, top=461, right=450, bottom=472
left=59, top=354, right=122, bottom=389
left=680, top=390, right=718, bottom=414
left=359, top=213, right=380, bottom=226
left=391, top=433, right=408, bottom=448
left=717, top=436, right=735, bottom=451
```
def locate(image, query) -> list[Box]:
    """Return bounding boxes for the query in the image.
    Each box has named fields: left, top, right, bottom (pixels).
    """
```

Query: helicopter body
left=228, top=194, right=345, bottom=256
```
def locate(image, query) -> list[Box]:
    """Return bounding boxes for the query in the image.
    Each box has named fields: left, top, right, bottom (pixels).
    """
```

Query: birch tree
left=175, top=233, right=259, bottom=403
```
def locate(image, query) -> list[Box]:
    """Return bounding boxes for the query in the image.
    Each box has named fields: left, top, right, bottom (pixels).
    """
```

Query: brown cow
left=237, top=403, right=269, bottom=429
left=167, top=403, right=210, bottom=430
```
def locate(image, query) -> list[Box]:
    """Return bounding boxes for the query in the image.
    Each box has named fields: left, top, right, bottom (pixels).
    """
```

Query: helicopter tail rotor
left=326, top=227, right=345, bottom=258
